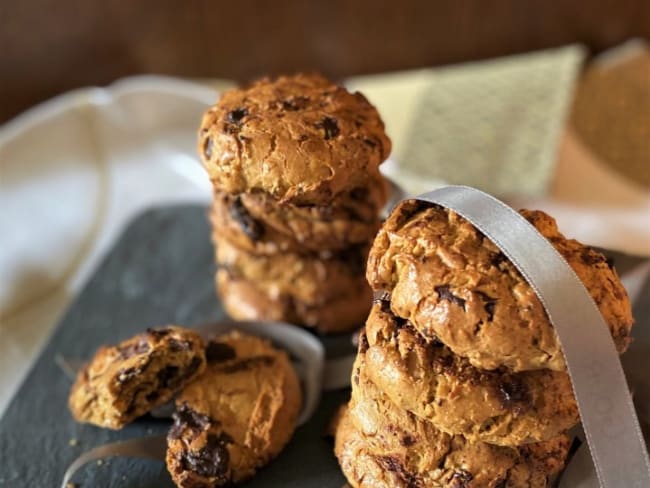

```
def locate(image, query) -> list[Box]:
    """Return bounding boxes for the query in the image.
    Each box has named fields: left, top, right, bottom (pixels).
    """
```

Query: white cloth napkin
left=0, top=76, right=216, bottom=413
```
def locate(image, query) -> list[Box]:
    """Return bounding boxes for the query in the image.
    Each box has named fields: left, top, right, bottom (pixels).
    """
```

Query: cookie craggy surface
left=199, top=73, right=391, bottom=205
left=334, top=359, right=570, bottom=487
left=213, top=233, right=370, bottom=307
left=210, top=187, right=384, bottom=255
left=362, top=302, right=579, bottom=446
left=367, top=200, right=633, bottom=372
left=216, top=269, right=371, bottom=334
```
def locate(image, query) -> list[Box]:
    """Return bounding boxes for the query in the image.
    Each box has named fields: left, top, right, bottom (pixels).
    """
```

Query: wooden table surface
left=1, top=0, right=649, bottom=123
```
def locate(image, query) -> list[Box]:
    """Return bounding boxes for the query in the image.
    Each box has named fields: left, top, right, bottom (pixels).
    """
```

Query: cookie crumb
left=68, top=438, right=78, bottom=447
left=66, top=483, right=77, bottom=488
left=96, top=459, right=104, bottom=466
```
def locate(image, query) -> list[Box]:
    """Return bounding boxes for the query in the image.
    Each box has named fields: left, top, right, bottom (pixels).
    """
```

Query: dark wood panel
left=1, top=0, right=648, bottom=122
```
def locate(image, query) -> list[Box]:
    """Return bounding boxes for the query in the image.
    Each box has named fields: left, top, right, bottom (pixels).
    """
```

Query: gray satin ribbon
left=415, top=186, right=650, bottom=488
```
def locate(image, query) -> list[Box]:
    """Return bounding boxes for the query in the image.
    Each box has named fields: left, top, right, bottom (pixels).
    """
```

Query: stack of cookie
left=69, top=326, right=302, bottom=487
left=198, top=73, right=391, bottom=333
left=335, top=200, right=634, bottom=487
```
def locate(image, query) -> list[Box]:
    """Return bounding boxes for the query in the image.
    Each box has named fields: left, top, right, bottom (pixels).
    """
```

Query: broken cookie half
left=68, top=326, right=206, bottom=429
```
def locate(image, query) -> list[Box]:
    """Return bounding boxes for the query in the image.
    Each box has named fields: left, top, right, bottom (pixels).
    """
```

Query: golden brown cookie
left=214, top=233, right=369, bottom=307
left=362, top=302, right=579, bottom=445
left=216, top=269, right=371, bottom=334
left=210, top=187, right=384, bottom=255
left=367, top=199, right=633, bottom=372
left=333, top=360, right=570, bottom=488
left=199, top=73, right=391, bottom=205
left=69, top=326, right=206, bottom=430
left=166, top=331, right=301, bottom=487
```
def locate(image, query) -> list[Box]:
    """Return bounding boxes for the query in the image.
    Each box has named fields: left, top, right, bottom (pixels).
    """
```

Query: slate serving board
left=0, top=205, right=353, bottom=488
left=1, top=205, right=648, bottom=488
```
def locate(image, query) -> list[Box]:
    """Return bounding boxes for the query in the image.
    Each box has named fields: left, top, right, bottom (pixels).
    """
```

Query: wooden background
left=1, top=0, right=649, bottom=122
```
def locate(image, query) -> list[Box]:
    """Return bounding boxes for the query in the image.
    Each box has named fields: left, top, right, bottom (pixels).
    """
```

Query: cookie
left=216, top=269, right=371, bottom=334
left=214, top=233, right=369, bottom=307
left=199, top=73, right=391, bottom=205
left=69, top=326, right=206, bottom=430
left=367, top=199, right=633, bottom=372
left=362, top=302, right=579, bottom=445
left=166, top=331, right=301, bottom=487
left=210, top=187, right=384, bottom=255
left=333, top=361, right=570, bottom=487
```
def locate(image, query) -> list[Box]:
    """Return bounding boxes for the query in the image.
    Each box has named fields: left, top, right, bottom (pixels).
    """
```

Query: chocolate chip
left=227, top=108, right=248, bottom=123
left=450, top=470, right=473, bottom=487
left=229, top=196, right=264, bottom=241
left=153, top=358, right=198, bottom=392
left=498, top=378, right=531, bottom=413
left=315, top=116, right=340, bottom=139
left=378, top=456, right=420, bottom=486
left=494, top=479, right=507, bottom=488
left=605, top=256, right=615, bottom=270
left=169, top=339, right=192, bottom=352
left=223, top=108, right=248, bottom=134
left=393, top=314, right=409, bottom=329
left=203, top=137, right=213, bottom=159
left=219, top=355, right=275, bottom=374
left=118, top=339, right=150, bottom=359
left=435, top=285, right=466, bottom=311
left=180, top=433, right=232, bottom=478
left=157, top=365, right=180, bottom=388
left=206, top=341, right=237, bottom=363
left=374, top=292, right=392, bottom=309
left=476, top=291, right=497, bottom=321
left=491, top=252, right=507, bottom=268
left=169, top=403, right=211, bottom=440
left=116, top=367, right=140, bottom=383
left=401, top=435, right=415, bottom=447
left=281, top=96, right=309, bottom=111
left=185, top=357, right=203, bottom=377
left=581, top=247, right=607, bottom=266
left=484, top=301, right=496, bottom=321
